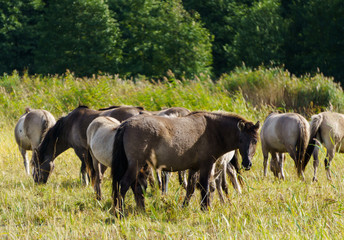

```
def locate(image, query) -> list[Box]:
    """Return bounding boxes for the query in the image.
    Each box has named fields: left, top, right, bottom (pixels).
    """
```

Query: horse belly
left=153, top=146, right=199, bottom=172
left=90, top=131, right=115, bottom=167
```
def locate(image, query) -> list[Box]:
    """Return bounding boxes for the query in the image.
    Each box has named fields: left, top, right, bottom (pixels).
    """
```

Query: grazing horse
left=260, top=112, right=310, bottom=180
left=87, top=116, right=121, bottom=199
left=303, top=112, right=344, bottom=181
left=112, top=111, right=259, bottom=213
left=14, top=108, right=56, bottom=175
left=87, top=107, right=191, bottom=199
left=32, top=105, right=145, bottom=185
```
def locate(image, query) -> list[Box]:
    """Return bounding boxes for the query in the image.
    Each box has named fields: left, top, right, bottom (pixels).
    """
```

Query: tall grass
left=0, top=70, right=266, bottom=122
left=1, top=68, right=344, bottom=239
left=218, top=66, right=344, bottom=116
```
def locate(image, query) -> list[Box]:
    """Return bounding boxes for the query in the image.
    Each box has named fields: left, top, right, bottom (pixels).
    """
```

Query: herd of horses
left=14, top=105, right=344, bottom=216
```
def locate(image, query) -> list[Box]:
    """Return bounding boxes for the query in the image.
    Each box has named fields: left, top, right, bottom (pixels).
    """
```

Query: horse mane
left=98, top=105, right=145, bottom=111
left=189, top=111, right=251, bottom=123
left=38, top=106, right=85, bottom=161
left=98, top=105, right=123, bottom=111
left=38, top=116, right=66, bottom=163
left=77, top=105, right=89, bottom=109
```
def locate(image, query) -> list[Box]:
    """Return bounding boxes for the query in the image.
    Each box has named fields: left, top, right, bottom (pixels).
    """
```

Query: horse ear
left=254, top=121, right=260, bottom=129
left=237, top=120, right=246, bottom=131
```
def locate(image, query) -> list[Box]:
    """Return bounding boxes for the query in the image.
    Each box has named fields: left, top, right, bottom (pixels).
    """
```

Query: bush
left=218, top=66, right=344, bottom=116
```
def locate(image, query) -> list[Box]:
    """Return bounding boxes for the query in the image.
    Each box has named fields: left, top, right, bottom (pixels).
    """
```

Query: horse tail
left=111, top=123, right=128, bottom=205
left=303, top=113, right=323, bottom=170
left=296, top=115, right=310, bottom=175
left=85, top=149, right=96, bottom=187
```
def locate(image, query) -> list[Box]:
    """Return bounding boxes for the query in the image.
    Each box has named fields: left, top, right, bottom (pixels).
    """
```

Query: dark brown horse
left=32, top=105, right=145, bottom=184
left=112, top=111, right=260, bottom=214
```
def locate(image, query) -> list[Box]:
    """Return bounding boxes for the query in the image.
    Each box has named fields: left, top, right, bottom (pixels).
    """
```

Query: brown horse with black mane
left=112, top=111, right=260, bottom=214
left=31, top=105, right=145, bottom=185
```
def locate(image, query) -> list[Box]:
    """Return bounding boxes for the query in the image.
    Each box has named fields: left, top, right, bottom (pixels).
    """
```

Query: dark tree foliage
left=0, top=0, right=41, bottom=74
left=282, top=0, right=344, bottom=84
left=182, top=0, right=256, bottom=76
left=109, top=0, right=213, bottom=79
left=35, top=0, right=122, bottom=76
left=233, top=0, right=287, bottom=68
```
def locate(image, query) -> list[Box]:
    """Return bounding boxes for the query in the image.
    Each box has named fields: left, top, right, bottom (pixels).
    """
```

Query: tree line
left=0, top=0, right=343, bottom=84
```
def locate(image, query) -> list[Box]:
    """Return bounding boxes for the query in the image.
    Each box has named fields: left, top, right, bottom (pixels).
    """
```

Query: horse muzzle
left=242, top=161, right=252, bottom=171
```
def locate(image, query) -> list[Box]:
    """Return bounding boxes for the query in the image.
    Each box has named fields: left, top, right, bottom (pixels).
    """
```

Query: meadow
left=1, top=68, right=344, bottom=239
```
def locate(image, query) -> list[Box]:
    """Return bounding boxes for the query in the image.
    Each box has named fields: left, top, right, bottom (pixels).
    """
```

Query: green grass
left=1, top=120, right=344, bottom=239
left=1, top=69, right=344, bottom=239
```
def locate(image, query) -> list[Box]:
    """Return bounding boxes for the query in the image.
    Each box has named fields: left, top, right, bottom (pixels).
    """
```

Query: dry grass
left=1, top=119, right=344, bottom=239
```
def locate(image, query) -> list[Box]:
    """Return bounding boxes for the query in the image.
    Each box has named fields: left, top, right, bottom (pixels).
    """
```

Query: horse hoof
left=312, top=177, right=318, bottom=182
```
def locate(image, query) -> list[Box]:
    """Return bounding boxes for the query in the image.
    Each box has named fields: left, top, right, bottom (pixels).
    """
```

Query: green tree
left=35, top=0, right=122, bottom=76
left=109, top=0, right=213, bottom=79
left=282, top=0, right=344, bottom=85
left=233, top=0, right=286, bottom=68
left=182, top=0, right=254, bottom=76
left=0, top=0, right=42, bottom=74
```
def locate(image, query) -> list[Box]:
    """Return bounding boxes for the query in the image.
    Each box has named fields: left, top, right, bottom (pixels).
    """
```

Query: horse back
left=87, top=116, right=120, bottom=167
left=122, top=115, right=210, bottom=171
left=318, top=112, right=344, bottom=146
left=261, top=113, right=309, bottom=152
left=23, top=110, right=56, bottom=148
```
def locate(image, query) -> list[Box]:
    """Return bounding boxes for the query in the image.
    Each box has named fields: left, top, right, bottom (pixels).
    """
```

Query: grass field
left=1, top=69, right=344, bottom=239
left=1, top=117, right=344, bottom=239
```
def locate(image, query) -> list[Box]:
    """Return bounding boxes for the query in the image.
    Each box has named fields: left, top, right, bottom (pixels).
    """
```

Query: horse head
left=237, top=120, right=260, bottom=170
left=32, top=146, right=55, bottom=184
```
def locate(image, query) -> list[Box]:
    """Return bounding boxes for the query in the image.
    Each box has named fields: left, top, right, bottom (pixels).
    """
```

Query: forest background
left=1, top=0, right=343, bottom=85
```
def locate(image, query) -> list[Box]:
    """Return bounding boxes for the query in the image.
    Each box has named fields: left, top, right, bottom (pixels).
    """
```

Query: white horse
left=260, top=112, right=310, bottom=180
left=303, top=111, right=344, bottom=181
left=87, top=116, right=121, bottom=199
left=14, top=108, right=56, bottom=175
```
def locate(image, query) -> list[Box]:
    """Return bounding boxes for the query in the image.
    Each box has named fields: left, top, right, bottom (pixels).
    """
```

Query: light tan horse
left=260, top=112, right=310, bottom=180
left=87, top=116, right=121, bottom=199
left=14, top=108, right=56, bottom=175
left=303, top=112, right=344, bottom=181
left=112, top=111, right=259, bottom=213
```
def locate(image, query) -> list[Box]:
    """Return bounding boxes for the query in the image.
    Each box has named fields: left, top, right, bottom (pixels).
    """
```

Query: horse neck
left=39, top=126, right=70, bottom=163
left=208, top=115, right=240, bottom=153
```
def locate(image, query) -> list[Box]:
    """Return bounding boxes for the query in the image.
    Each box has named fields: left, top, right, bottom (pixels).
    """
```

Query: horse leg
left=325, top=146, right=335, bottom=181
left=312, top=146, right=320, bottom=182
left=215, top=171, right=225, bottom=203
left=270, top=152, right=278, bottom=178
left=19, top=147, right=30, bottom=175
left=199, top=167, right=212, bottom=211
left=286, top=145, right=303, bottom=178
left=73, top=148, right=89, bottom=186
left=93, top=160, right=107, bottom=200
left=221, top=163, right=229, bottom=195
left=115, top=163, right=142, bottom=216
left=228, top=163, right=242, bottom=194
left=161, top=171, right=170, bottom=194
left=278, top=153, right=285, bottom=180
left=131, top=167, right=149, bottom=211
left=182, top=170, right=197, bottom=207
left=262, top=147, right=269, bottom=178
left=178, top=171, right=188, bottom=189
